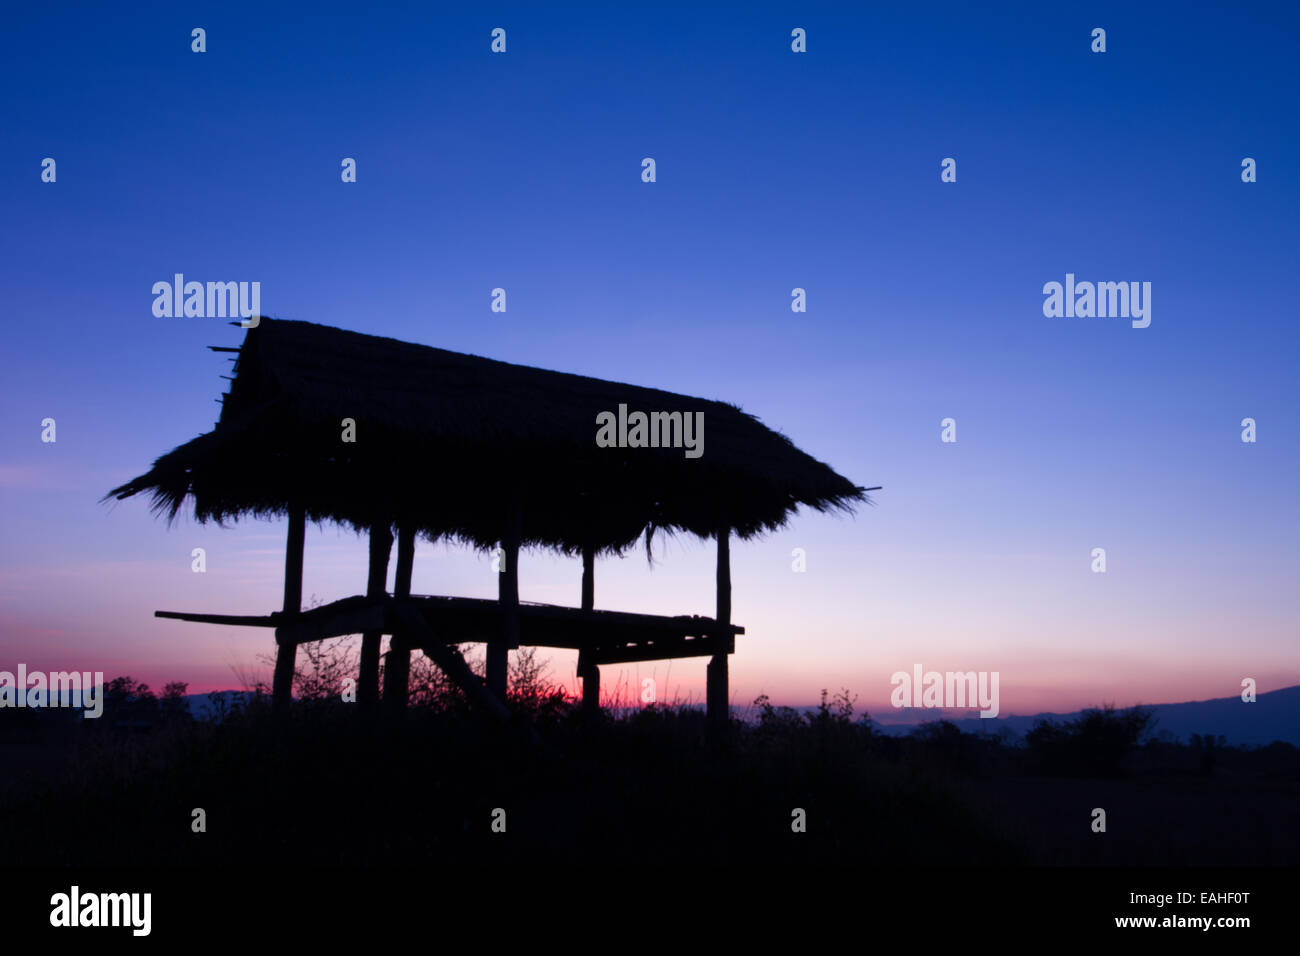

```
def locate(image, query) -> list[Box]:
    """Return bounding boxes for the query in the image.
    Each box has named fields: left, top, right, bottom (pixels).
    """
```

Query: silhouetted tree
left=102, top=676, right=159, bottom=728
left=160, top=681, right=191, bottom=723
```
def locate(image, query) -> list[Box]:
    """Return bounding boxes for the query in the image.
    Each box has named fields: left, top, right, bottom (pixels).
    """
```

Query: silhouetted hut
left=107, top=319, right=871, bottom=727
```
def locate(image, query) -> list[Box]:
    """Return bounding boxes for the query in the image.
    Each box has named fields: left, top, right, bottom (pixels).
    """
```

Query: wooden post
left=358, top=522, right=393, bottom=709
left=383, top=524, right=416, bottom=711
left=272, top=507, right=306, bottom=712
left=707, top=526, right=731, bottom=733
left=579, top=544, right=599, bottom=715
left=488, top=504, right=520, bottom=702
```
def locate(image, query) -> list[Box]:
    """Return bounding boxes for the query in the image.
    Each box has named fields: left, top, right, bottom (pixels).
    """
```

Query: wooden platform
left=157, top=594, right=743, bottom=666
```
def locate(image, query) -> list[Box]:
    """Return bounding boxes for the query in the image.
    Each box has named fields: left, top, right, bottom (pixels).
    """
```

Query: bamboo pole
left=579, top=543, right=599, bottom=714
left=383, top=524, right=416, bottom=710
left=358, top=522, right=393, bottom=709
left=488, top=502, right=521, bottom=701
left=706, top=526, right=731, bottom=733
left=272, top=507, right=306, bottom=712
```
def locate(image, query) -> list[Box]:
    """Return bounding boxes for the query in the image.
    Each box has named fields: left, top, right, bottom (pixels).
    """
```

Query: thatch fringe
left=105, top=318, right=871, bottom=551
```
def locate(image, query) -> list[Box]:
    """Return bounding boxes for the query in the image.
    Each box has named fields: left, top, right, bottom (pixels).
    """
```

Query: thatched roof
left=106, top=318, right=869, bottom=551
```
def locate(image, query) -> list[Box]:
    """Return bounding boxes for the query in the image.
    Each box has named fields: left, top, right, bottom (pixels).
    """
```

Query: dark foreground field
left=2, top=679, right=1296, bottom=867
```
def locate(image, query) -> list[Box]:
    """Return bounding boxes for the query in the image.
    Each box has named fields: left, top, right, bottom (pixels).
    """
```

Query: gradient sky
left=2, top=2, right=1297, bottom=718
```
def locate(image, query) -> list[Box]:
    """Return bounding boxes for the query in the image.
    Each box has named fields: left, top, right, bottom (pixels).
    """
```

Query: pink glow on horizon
left=4, top=500, right=1297, bottom=719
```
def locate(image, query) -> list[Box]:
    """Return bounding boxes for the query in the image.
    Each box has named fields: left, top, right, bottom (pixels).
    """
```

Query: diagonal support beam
left=391, top=603, right=509, bottom=721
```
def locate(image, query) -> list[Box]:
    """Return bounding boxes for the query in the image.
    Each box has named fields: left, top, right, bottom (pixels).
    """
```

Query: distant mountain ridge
left=869, top=685, right=1300, bottom=747
left=163, top=686, right=1300, bottom=748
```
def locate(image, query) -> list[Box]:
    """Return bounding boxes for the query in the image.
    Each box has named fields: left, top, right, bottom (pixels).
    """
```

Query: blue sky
left=2, top=1, right=1297, bottom=713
